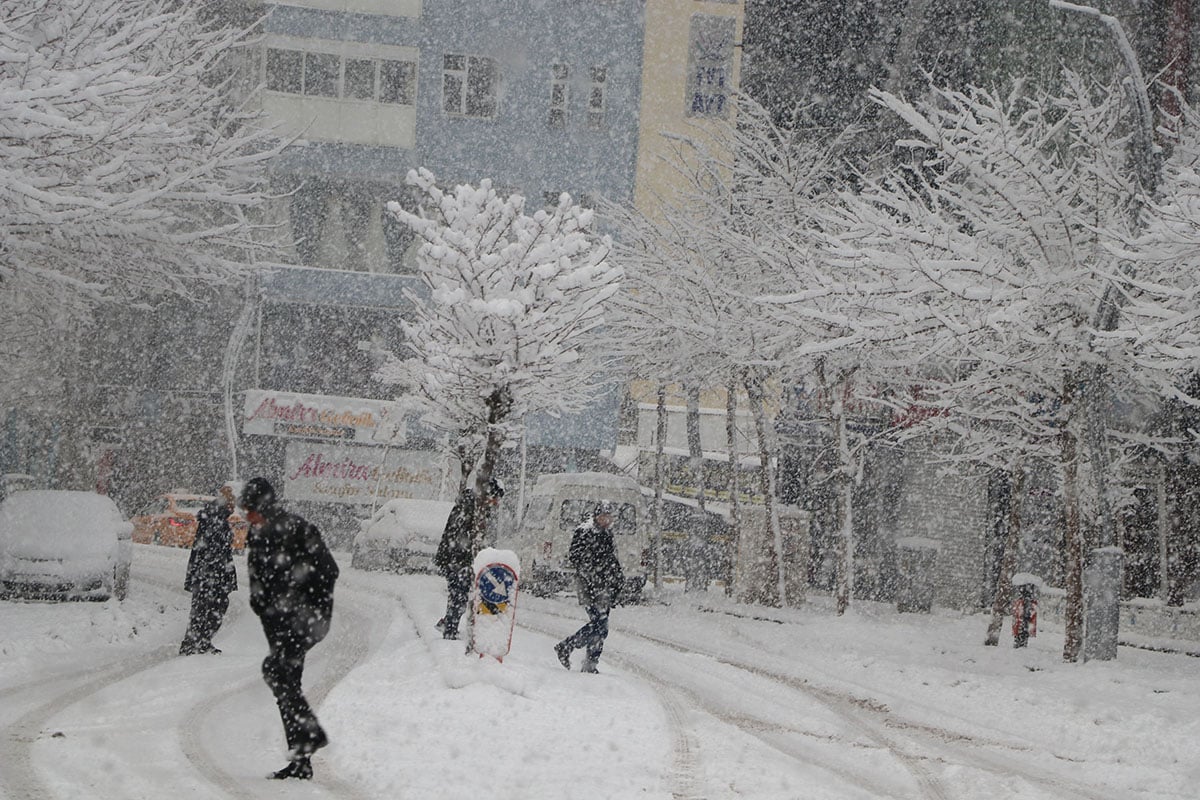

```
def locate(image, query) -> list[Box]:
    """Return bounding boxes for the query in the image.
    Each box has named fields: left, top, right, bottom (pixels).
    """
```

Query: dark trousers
left=562, top=604, right=611, bottom=666
left=261, top=613, right=329, bottom=755
left=180, top=586, right=230, bottom=653
left=442, top=567, right=471, bottom=638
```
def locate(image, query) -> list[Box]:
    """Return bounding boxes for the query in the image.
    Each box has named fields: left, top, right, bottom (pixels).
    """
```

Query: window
left=266, top=48, right=303, bottom=93
left=587, top=66, right=606, bottom=129
left=548, top=63, right=569, bottom=128
left=380, top=60, right=416, bottom=105
left=304, top=52, right=339, bottom=97
left=265, top=46, right=416, bottom=105
left=443, top=53, right=498, bottom=118
left=344, top=58, right=376, bottom=100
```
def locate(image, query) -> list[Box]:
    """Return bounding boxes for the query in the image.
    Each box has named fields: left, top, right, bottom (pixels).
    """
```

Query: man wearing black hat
left=239, top=476, right=339, bottom=780
left=434, top=476, right=504, bottom=640
left=555, top=500, right=624, bottom=673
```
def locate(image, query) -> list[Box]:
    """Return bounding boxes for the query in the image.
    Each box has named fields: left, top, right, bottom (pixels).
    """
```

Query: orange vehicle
left=131, top=491, right=249, bottom=551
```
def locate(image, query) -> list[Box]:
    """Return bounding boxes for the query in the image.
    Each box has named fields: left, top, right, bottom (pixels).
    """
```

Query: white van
left=505, top=472, right=648, bottom=602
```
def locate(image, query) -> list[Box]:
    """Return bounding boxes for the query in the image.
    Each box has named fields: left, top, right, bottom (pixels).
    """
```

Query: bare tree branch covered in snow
left=0, top=0, right=285, bottom=403
left=380, top=168, right=621, bottom=551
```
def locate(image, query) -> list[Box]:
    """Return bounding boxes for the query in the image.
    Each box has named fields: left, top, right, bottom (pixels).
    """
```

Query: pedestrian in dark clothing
left=239, top=477, right=339, bottom=781
left=555, top=500, right=624, bottom=674
left=179, top=482, right=239, bottom=655
left=433, top=476, right=504, bottom=640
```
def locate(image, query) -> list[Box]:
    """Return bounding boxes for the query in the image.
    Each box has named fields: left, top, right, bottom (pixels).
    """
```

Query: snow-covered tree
left=0, top=0, right=283, bottom=405
left=606, top=96, right=936, bottom=612
left=380, top=168, right=621, bottom=551
left=605, top=98, right=849, bottom=608
left=832, top=72, right=1199, bottom=659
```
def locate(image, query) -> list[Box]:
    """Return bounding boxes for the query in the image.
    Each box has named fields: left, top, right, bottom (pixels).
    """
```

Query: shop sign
left=282, top=441, right=444, bottom=505
left=243, top=389, right=401, bottom=444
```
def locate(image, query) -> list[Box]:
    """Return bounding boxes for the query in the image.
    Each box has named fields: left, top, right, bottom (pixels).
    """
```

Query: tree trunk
left=686, top=382, right=706, bottom=512
left=985, top=464, right=1025, bottom=646
left=833, top=400, right=853, bottom=616
left=746, top=369, right=784, bottom=607
left=653, top=383, right=668, bottom=590
left=726, top=370, right=741, bottom=597
left=466, top=385, right=512, bottom=656
left=1161, top=0, right=1193, bottom=132
left=1061, top=426, right=1085, bottom=663
left=685, top=382, right=706, bottom=592
left=470, top=386, right=512, bottom=556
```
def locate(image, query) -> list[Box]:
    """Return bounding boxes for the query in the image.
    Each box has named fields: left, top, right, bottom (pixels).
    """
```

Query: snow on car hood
left=356, top=498, right=454, bottom=545
left=0, top=490, right=129, bottom=559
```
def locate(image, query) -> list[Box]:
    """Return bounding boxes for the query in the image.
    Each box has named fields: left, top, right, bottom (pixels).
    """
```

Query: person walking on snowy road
left=555, top=500, right=624, bottom=673
left=179, top=482, right=239, bottom=655
left=434, top=476, right=504, bottom=640
left=239, top=477, right=339, bottom=781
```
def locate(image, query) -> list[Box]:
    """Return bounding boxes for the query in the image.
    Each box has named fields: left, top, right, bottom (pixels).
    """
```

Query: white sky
left=1, top=537, right=1198, bottom=800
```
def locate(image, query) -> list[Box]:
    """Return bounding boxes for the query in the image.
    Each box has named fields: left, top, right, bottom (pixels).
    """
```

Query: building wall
left=635, top=0, right=744, bottom=216
left=893, top=441, right=992, bottom=611
left=253, top=0, right=646, bottom=273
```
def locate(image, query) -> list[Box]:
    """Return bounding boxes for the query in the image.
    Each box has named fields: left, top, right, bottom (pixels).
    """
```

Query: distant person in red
left=239, top=477, right=339, bottom=780
left=179, top=482, right=238, bottom=655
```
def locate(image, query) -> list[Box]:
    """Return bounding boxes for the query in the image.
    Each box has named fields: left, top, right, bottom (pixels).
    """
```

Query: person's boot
left=291, top=723, right=329, bottom=758
left=554, top=641, right=572, bottom=670
left=269, top=756, right=312, bottom=780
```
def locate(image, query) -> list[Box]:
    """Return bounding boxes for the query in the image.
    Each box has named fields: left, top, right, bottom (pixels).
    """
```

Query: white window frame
left=264, top=38, right=417, bottom=107
left=443, top=53, right=499, bottom=119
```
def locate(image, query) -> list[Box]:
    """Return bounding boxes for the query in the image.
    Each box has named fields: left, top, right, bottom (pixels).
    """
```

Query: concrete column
left=1083, top=547, right=1124, bottom=661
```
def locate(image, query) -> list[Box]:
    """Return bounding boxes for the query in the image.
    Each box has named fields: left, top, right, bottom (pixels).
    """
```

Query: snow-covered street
left=1, top=543, right=1197, bottom=800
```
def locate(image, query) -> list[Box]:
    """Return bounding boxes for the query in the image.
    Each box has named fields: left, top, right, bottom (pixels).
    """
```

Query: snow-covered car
left=131, top=491, right=248, bottom=551
left=0, top=490, right=133, bottom=601
left=351, top=498, right=455, bottom=574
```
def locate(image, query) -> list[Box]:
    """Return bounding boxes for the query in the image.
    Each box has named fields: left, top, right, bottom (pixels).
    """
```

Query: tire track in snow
left=0, top=553, right=196, bottom=800
left=176, top=583, right=380, bottom=800
left=522, top=602, right=949, bottom=800
left=538, top=601, right=1125, bottom=800
left=0, top=645, right=177, bottom=800
left=513, top=607, right=705, bottom=800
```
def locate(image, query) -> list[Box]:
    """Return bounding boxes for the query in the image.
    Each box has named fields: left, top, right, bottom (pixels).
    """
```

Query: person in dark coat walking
left=433, top=476, right=504, bottom=640
left=239, top=477, right=339, bottom=781
left=179, top=482, right=239, bottom=655
left=555, top=500, right=624, bottom=673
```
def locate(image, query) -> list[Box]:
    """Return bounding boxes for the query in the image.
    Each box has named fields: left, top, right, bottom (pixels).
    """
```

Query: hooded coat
left=185, top=498, right=237, bottom=595
left=246, top=506, right=339, bottom=636
left=568, top=519, right=624, bottom=609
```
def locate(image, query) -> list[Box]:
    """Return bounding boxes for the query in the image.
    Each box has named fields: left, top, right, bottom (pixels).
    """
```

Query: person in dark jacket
left=239, top=477, right=339, bottom=781
left=179, top=482, right=239, bottom=655
left=433, top=476, right=504, bottom=640
left=555, top=500, right=624, bottom=673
